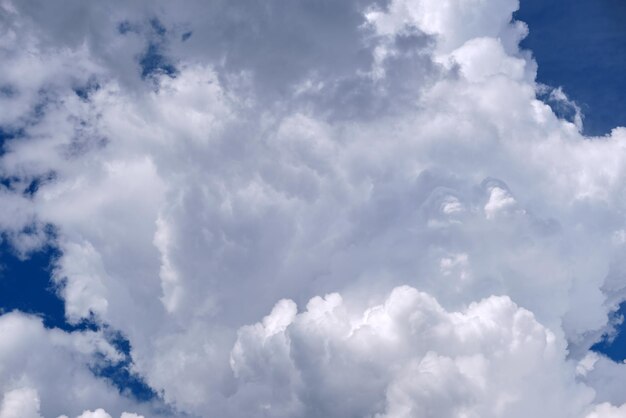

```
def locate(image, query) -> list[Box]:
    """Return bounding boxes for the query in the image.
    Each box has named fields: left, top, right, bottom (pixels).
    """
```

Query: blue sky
left=516, top=0, right=626, bottom=136
left=1, top=1, right=626, bottom=417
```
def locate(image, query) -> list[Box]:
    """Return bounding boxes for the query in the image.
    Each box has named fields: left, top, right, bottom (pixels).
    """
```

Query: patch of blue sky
left=0, top=237, right=66, bottom=329
left=150, top=18, right=167, bottom=37
left=0, top=236, right=160, bottom=403
left=515, top=0, right=626, bottom=136
left=117, top=17, right=178, bottom=80
left=592, top=302, right=626, bottom=362
left=0, top=127, right=18, bottom=156
left=139, top=43, right=178, bottom=79
left=90, top=328, right=160, bottom=403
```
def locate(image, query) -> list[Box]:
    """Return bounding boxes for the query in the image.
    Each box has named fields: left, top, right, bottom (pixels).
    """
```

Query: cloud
left=0, top=388, right=41, bottom=418
left=72, top=410, right=144, bottom=418
left=587, top=403, right=626, bottom=418
left=230, top=286, right=595, bottom=417
left=1, top=0, right=626, bottom=416
left=0, top=312, right=155, bottom=417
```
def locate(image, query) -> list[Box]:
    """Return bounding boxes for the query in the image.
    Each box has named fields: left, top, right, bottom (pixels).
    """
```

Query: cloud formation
left=1, top=0, right=626, bottom=416
left=0, top=312, right=155, bottom=417
left=231, top=286, right=593, bottom=417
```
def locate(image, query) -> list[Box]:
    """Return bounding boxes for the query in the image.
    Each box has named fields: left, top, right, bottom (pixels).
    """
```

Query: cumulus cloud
left=230, top=286, right=595, bottom=417
left=69, top=410, right=144, bottom=418
left=0, top=312, right=154, bottom=417
left=1, top=0, right=626, bottom=416
left=0, top=388, right=41, bottom=418
left=587, top=404, right=626, bottom=418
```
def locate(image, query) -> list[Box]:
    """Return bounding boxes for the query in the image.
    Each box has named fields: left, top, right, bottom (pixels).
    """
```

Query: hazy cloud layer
left=1, top=0, right=626, bottom=416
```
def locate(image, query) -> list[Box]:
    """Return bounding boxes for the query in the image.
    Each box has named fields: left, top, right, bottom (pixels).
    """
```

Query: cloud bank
left=1, top=0, right=626, bottom=416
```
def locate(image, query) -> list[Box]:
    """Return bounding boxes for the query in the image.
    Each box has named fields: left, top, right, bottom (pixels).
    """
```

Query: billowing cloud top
left=1, top=0, right=626, bottom=417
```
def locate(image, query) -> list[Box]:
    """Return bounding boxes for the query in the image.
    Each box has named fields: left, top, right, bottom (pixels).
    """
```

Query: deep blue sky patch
left=592, top=302, right=626, bottom=362
left=516, top=0, right=626, bottom=136
left=0, top=238, right=66, bottom=329
left=139, top=43, right=178, bottom=79
left=92, top=328, right=161, bottom=403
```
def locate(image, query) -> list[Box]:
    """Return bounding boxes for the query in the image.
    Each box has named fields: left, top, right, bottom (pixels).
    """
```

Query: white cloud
left=230, top=286, right=596, bottom=417
left=75, top=410, right=113, bottom=418
left=0, top=313, right=155, bottom=417
left=0, top=388, right=42, bottom=418
left=586, top=403, right=626, bottom=418
left=58, top=411, right=144, bottom=418
left=1, top=0, right=626, bottom=416
left=73, top=410, right=144, bottom=418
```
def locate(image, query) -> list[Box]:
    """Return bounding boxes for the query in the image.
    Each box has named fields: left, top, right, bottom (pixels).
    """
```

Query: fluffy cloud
left=1, top=0, right=626, bottom=416
left=587, top=404, right=626, bottom=418
left=70, top=410, right=143, bottom=418
left=0, top=312, right=154, bottom=417
left=230, top=286, right=595, bottom=417
left=0, top=388, right=41, bottom=418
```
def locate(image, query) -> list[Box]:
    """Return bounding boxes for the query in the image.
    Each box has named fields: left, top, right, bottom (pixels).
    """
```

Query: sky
left=1, top=0, right=626, bottom=417
left=515, top=0, right=626, bottom=136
